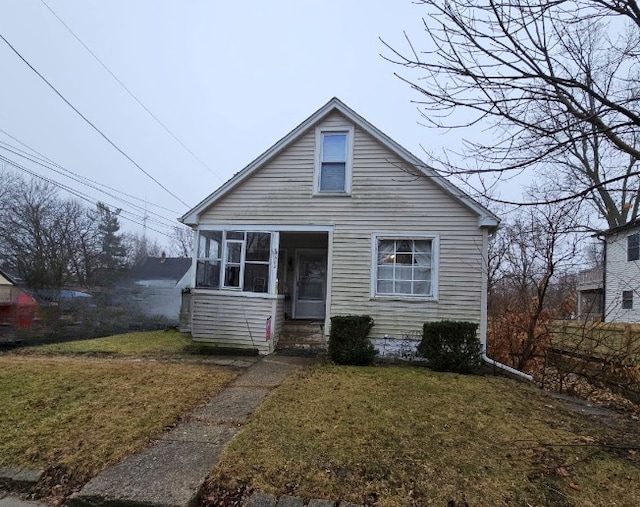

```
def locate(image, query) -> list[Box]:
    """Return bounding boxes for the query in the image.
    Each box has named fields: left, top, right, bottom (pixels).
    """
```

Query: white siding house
left=180, top=98, right=499, bottom=354
left=603, top=220, right=640, bottom=323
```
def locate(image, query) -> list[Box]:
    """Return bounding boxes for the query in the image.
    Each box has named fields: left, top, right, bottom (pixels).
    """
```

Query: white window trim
left=313, top=125, right=354, bottom=195
left=370, top=232, right=439, bottom=300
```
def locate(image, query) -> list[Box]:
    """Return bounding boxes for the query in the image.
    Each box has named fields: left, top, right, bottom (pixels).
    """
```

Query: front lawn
left=0, top=354, right=237, bottom=491
left=15, top=330, right=191, bottom=357
left=208, top=365, right=640, bottom=507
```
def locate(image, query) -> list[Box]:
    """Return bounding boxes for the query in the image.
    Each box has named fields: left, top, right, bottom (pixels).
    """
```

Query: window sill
left=312, top=191, right=352, bottom=197
left=192, top=288, right=284, bottom=299
left=371, top=295, right=438, bottom=303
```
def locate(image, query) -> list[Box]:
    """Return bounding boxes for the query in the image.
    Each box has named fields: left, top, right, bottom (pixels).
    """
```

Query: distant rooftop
left=128, top=257, right=192, bottom=282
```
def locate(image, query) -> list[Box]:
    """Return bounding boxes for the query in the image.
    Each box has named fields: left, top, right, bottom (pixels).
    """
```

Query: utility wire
left=39, top=0, right=223, bottom=181
left=0, top=142, right=177, bottom=229
left=0, top=128, right=181, bottom=216
left=0, top=153, right=173, bottom=238
left=0, top=31, right=190, bottom=208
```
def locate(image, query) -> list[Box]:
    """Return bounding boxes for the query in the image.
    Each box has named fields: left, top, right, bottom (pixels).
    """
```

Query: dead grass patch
left=209, top=365, right=640, bottom=507
left=14, top=330, right=191, bottom=357
left=0, top=355, right=237, bottom=482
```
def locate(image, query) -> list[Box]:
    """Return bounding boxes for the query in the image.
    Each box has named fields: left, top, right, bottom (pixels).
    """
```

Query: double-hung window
left=373, top=235, right=437, bottom=297
left=314, top=126, right=353, bottom=194
left=196, top=230, right=272, bottom=293
left=623, top=290, right=634, bottom=309
left=628, top=233, right=639, bottom=261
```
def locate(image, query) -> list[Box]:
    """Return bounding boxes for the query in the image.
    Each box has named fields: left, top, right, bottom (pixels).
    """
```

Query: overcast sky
left=0, top=1, right=497, bottom=243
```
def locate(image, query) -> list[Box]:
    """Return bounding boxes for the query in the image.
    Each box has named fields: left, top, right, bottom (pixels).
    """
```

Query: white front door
left=294, top=250, right=327, bottom=319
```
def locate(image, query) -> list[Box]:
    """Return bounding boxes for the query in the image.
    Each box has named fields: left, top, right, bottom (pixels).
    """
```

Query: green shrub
left=418, top=321, right=482, bottom=373
left=328, top=315, right=377, bottom=365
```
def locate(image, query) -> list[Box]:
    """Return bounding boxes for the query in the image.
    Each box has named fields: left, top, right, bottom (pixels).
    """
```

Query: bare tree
left=384, top=0, right=640, bottom=227
left=169, top=225, right=194, bottom=257
left=488, top=197, right=584, bottom=370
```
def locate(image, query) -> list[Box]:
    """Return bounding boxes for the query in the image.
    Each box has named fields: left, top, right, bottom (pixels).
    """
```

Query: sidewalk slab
left=191, top=387, right=270, bottom=424
left=0, top=496, right=48, bottom=507
left=69, top=438, right=228, bottom=507
left=69, top=355, right=308, bottom=507
left=231, top=357, right=306, bottom=388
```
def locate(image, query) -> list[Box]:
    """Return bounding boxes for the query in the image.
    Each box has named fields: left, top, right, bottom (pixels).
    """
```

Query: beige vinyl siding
left=605, top=229, right=640, bottom=323
left=198, top=111, right=485, bottom=339
left=0, top=273, right=12, bottom=285
left=191, top=291, right=282, bottom=353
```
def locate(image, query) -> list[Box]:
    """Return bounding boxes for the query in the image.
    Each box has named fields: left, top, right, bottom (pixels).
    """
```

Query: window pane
left=196, top=260, right=220, bottom=288
left=414, top=280, right=431, bottom=295
left=377, top=265, right=394, bottom=279
left=377, top=240, right=395, bottom=263
left=628, top=234, right=640, bottom=261
left=414, top=267, right=431, bottom=281
left=246, top=232, right=271, bottom=261
left=226, top=242, right=242, bottom=263
left=397, top=240, right=412, bottom=253
left=396, top=265, right=413, bottom=280
left=243, top=263, right=269, bottom=293
left=323, top=134, right=346, bottom=162
left=396, top=253, right=413, bottom=265
left=224, top=265, right=241, bottom=287
left=226, top=231, right=244, bottom=240
left=395, top=281, right=411, bottom=294
left=377, top=280, right=393, bottom=294
left=320, top=163, right=346, bottom=191
left=198, top=230, right=221, bottom=259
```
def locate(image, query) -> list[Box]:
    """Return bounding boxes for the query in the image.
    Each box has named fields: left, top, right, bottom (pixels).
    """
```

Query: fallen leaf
left=556, top=466, right=571, bottom=477
left=569, top=482, right=581, bottom=491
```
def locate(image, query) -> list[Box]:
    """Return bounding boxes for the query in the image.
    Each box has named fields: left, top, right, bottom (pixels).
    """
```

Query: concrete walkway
left=68, top=355, right=310, bottom=507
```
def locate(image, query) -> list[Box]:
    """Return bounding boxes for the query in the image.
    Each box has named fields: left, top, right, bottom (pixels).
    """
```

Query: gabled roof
left=0, top=266, right=18, bottom=285
left=128, top=257, right=192, bottom=282
left=180, top=97, right=500, bottom=228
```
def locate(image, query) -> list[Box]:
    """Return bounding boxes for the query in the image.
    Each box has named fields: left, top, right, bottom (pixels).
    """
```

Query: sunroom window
left=375, top=237, right=434, bottom=297
left=196, top=230, right=272, bottom=292
left=196, top=231, right=222, bottom=288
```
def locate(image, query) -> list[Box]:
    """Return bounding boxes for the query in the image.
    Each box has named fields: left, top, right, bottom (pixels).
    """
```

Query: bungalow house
left=601, top=219, right=640, bottom=323
left=179, top=98, right=500, bottom=355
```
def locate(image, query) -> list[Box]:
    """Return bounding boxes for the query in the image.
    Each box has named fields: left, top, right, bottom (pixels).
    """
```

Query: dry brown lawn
left=209, top=364, right=640, bottom=507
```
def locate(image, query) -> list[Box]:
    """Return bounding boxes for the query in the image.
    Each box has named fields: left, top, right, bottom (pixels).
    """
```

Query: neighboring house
left=0, top=267, right=39, bottom=341
left=576, top=266, right=604, bottom=321
left=118, top=256, right=192, bottom=322
left=602, top=219, right=640, bottom=323
left=179, top=98, right=500, bottom=354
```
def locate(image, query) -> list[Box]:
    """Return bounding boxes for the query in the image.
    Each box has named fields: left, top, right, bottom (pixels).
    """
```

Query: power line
left=0, top=141, right=178, bottom=229
left=0, top=153, right=173, bottom=238
left=0, top=31, right=190, bottom=208
left=0, top=128, right=181, bottom=216
left=39, top=0, right=223, bottom=181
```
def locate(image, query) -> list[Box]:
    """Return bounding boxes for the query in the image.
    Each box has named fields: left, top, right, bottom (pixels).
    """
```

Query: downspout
left=480, top=224, right=533, bottom=381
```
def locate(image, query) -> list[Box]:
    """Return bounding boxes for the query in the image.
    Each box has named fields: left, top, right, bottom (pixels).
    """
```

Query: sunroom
left=186, top=225, right=331, bottom=354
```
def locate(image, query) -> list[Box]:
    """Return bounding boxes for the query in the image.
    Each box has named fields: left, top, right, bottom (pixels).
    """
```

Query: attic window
left=314, top=126, right=354, bottom=194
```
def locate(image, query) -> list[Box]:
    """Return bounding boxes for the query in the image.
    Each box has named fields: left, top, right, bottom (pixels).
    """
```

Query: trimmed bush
left=418, top=320, right=482, bottom=373
left=328, top=315, right=377, bottom=365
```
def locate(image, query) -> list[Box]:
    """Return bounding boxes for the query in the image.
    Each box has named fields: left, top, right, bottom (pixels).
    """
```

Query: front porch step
left=277, top=320, right=326, bottom=351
